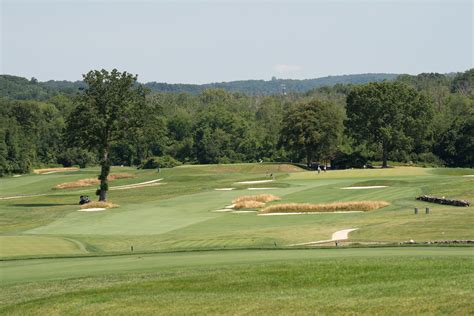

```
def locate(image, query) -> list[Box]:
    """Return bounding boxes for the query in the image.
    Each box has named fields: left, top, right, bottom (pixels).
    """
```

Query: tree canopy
left=280, top=99, right=344, bottom=166
left=346, top=82, right=434, bottom=168
left=66, top=69, right=147, bottom=201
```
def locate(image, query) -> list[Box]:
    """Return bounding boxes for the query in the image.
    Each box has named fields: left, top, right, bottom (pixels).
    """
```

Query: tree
left=279, top=99, right=344, bottom=166
left=65, top=69, right=147, bottom=201
left=346, top=82, right=433, bottom=168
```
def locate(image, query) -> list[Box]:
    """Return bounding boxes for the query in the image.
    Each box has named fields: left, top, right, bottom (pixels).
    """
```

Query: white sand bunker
left=259, top=211, right=364, bottom=216
left=247, top=187, right=276, bottom=190
left=77, top=208, right=105, bottom=212
left=212, top=209, right=257, bottom=214
left=462, top=175, right=474, bottom=177
left=212, top=204, right=236, bottom=212
left=13, top=175, right=22, bottom=177
left=341, top=186, right=388, bottom=190
left=236, top=180, right=275, bottom=184
left=111, top=179, right=163, bottom=190
left=231, top=210, right=257, bottom=213
left=290, top=228, right=359, bottom=246
left=214, top=188, right=235, bottom=191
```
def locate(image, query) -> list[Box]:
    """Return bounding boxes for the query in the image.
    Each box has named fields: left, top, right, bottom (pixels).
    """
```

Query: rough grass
left=80, top=201, right=118, bottom=209
left=234, top=200, right=266, bottom=209
left=232, top=194, right=281, bottom=204
left=33, top=167, right=79, bottom=174
left=232, top=194, right=281, bottom=209
left=54, top=173, right=134, bottom=189
left=260, top=201, right=390, bottom=213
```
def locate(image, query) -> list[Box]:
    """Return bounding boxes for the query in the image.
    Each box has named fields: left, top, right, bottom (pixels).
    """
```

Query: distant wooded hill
left=0, top=73, right=398, bottom=99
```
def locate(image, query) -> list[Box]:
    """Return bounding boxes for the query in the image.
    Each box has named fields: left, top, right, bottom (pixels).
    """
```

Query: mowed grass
left=0, top=248, right=472, bottom=315
left=0, top=236, right=87, bottom=257
left=0, top=164, right=472, bottom=257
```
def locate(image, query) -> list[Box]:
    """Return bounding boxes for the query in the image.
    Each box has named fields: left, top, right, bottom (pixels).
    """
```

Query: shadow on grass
left=12, top=203, right=76, bottom=207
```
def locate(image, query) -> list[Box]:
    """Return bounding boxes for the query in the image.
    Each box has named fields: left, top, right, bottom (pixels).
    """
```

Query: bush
left=142, top=155, right=181, bottom=169
left=331, top=151, right=367, bottom=169
left=414, top=153, right=445, bottom=167
left=58, top=148, right=97, bottom=168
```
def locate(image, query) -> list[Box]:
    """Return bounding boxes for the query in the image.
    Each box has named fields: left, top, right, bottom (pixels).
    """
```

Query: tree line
left=1, top=69, right=472, bottom=178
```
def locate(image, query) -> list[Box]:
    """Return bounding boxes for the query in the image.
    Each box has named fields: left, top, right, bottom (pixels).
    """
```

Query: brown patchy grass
left=54, top=173, right=134, bottom=189
left=33, top=167, right=79, bottom=174
left=80, top=201, right=118, bottom=209
left=234, top=201, right=266, bottom=209
left=232, top=194, right=281, bottom=204
left=259, top=201, right=390, bottom=214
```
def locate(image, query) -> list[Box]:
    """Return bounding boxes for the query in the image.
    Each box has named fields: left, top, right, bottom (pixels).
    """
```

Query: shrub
left=142, top=155, right=182, bottom=169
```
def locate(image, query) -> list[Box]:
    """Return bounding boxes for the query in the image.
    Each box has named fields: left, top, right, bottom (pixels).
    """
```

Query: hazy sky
left=1, top=0, right=473, bottom=83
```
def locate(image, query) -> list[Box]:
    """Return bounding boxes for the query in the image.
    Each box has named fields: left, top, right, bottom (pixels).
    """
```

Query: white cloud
left=273, top=64, right=302, bottom=74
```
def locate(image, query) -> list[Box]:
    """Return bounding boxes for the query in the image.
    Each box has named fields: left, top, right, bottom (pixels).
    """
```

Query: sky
left=1, top=0, right=473, bottom=83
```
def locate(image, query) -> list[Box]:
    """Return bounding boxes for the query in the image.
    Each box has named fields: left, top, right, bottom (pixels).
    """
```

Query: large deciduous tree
left=346, top=82, right=433, bottom=168
left=66, top=69, right=147, bottom=201
left=279, top=99, right=344, bottom=166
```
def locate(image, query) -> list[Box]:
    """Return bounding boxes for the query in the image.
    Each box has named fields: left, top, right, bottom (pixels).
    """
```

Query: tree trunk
left=99, top=147, right=110, bottom=201
left=306, top=150, right=313, bottom=168
left=382, top=145, right=388, bottom=168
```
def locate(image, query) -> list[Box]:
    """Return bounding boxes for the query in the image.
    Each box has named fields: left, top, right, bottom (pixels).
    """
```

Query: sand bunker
left=290, top=228, right=359, bottom=246
left=110, top=179, right=163, bottom=190
left=462, top=175, right=474, bottom=177
left=214, top=188, right=235, bottom=191
left=12, top=175, right=22, bottom=177
left=236, top=180, right=275, bottom=184
left=341, top=186, right=388, bottom=190
left=231, top=210, right=257, bottom=213
left=213, top=209, right=233, bottom=212
left=33, top=167, right=79, bottom=174
left=247, top=187, right=276, bottom=190
left=259, top=211, right=364, bottom=216
left=77, top=208, right=106, bottom=212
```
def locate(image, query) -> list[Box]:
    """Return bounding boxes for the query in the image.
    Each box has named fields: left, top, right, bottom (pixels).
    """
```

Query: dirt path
left=289, top=228, right=359, bottom=246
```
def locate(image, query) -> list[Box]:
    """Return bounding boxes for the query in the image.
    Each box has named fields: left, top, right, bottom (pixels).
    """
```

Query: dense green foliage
left=280, top=99, right=344, bottom=165
left=346, top=82, right=434, bottom=168
left=65, top=69, right=148, bottom=201
left=0, top=69, right=472, bottom=176
left=142, top=155, right=181, bottom=169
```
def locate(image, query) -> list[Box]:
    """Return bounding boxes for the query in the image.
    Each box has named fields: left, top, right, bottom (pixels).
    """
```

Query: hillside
left=0, top=73, right=398, bottom=99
